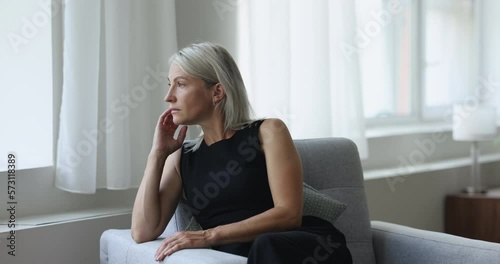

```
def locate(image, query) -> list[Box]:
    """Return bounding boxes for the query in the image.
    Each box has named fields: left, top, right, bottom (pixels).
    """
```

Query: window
left=422, top=0, right=476, bottom=120
left=357, top=0, right=477, bottom=125
left=357, top=0, right=413, bottom=121
left=0, top=0, right=53, bottom=171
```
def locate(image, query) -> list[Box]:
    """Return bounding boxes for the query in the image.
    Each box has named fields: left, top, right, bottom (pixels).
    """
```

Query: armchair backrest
left=294, top=138, right=375, bottom=264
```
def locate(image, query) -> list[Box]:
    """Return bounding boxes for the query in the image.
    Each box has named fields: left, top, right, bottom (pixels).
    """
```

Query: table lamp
left=452, top=104, right=497, bottom=193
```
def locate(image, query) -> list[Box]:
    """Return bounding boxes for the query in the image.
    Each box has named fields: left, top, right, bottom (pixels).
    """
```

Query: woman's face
left=165, top=63, right=214, bottom=125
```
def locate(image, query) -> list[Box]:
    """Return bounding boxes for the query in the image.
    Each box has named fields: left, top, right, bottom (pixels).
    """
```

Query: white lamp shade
left=452, top=104, right=497, bottom=141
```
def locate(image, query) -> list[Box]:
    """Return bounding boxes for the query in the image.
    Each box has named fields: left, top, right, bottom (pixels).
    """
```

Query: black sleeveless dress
left=180, top=120, right=352, bottom=263
left=180, top=120, right=273, bottom=230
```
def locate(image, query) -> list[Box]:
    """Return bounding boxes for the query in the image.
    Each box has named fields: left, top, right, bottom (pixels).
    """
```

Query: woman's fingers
left=159, top=243, right=181, bottom=261
left=177, top=126, right=188, bottom=143
left=155, top=238, right=169, bottom=261
left=162, top=110, right=173, bottom=126
left=158, top=108, right=171, bottom=125
left=157, top=109, right=179, bottom=133
left=154, top=231, right=208, bottom=261
left=155, top=234, right=180, bottom=261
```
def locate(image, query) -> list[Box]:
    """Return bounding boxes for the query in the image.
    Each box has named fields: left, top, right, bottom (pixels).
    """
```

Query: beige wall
left=175, top=0, right=239, bottom=56
left=365, top=162, right=500, bottom=232
left=0, top=214, right=131, bottom=264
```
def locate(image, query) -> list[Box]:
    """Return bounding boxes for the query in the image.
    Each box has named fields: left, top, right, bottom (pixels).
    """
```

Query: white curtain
left=55, top=0, right=177, bottom=193
left=481, top=0, right=500, bottom=114
left=239, top=0, right=368, bottom=158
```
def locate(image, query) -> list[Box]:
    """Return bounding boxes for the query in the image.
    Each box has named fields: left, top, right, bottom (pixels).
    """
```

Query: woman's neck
left=200, top=119, right=235, bottom=146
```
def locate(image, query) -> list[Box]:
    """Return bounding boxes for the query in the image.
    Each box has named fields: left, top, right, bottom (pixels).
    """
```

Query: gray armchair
left=100, top=138, right=500, bottom=263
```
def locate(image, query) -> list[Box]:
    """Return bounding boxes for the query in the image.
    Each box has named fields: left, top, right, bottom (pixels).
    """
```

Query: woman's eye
left=178, top=83, right=185, bottom=87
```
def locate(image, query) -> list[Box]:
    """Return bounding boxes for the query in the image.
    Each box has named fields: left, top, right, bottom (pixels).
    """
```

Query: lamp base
left=463, top=186, right=487, bottom=194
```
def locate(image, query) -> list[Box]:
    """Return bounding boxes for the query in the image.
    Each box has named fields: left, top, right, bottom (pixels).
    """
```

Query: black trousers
left=213, top=216, right=353, bottom=264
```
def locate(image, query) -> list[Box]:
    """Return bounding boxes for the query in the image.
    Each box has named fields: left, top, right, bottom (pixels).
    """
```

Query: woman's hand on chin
left=150, top=108, right=188, bottom=157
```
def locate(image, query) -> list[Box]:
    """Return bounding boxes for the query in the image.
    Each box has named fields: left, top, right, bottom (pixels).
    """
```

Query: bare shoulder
left=258, top=119, right=303, bottom=193
left=259, top=118, right=290, bottom=138
left=259, top=118, right=293, bottom=150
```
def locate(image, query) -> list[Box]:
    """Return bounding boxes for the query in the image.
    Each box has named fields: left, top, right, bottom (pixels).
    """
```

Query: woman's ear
left=212, top=83, right=226, bottom=104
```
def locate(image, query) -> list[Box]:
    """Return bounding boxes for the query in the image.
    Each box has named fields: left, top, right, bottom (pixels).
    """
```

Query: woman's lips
left=170, top=108, right=180, bottom=114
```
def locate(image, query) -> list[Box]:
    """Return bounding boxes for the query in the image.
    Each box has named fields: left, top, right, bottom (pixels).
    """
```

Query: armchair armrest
left=100, top=229, right=247, bottom=264
left=371, top=221, right=500, bottom=264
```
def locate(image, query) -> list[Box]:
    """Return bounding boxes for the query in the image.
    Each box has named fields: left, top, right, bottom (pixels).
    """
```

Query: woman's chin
left=173, top=115, right=199, bottom=126
left=172, top=118, right=182, bottom=125
left=172, top=116, right=188, bottom=126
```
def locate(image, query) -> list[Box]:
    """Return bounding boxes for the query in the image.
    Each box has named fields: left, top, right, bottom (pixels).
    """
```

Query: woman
left=131, top=42, right=352, bottom=263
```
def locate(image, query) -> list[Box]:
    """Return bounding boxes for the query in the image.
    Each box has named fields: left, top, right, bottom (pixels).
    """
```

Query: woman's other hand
left=154, top=230, right=215, bottom=261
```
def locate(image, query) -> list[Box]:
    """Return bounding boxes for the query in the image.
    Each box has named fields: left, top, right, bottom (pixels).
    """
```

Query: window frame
left=365, top=0, right=479, bottom=128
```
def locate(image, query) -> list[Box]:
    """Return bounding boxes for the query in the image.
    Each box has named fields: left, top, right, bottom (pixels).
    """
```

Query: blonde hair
left=169, top=42, right=254, bottom=151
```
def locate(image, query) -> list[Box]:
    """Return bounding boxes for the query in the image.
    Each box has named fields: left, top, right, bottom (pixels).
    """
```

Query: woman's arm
left=131, top=109, right=187, bottom=243
left=131, top=149, right=183, bottom=243
left=155, top=118, right=303, bottom=259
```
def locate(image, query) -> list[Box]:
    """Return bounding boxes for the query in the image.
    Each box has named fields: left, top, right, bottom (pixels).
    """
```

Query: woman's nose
left=165, top=88, right=175, bottom=103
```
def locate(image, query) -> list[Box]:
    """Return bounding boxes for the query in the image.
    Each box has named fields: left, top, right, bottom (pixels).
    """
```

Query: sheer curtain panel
left=56, top=0, right=177, bottom=193
left=239, top=0, right=368, bottom=158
